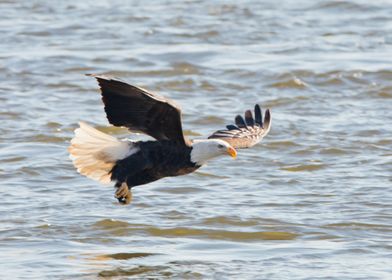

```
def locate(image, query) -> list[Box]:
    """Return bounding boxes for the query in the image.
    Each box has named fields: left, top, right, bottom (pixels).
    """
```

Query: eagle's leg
left=114, top=182, right=132, bottom=205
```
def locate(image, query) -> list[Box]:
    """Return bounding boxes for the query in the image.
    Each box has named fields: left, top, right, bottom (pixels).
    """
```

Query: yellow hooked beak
left=227, top=146, right=237, bottom=158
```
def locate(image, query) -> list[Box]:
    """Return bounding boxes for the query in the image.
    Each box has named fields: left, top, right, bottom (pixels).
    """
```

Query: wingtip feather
left=254, top=104, right=263, bottom=126
left=235, top=115, right=247, bottom=128
left=226, top=124, right=238, bottom=130
left=244, top=110, right=254, bottom=126
left=263, top=109, right=271, bottom=131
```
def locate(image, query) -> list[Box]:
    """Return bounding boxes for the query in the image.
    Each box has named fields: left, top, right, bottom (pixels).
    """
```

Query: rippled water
left=1, top=0, right=391, bottom=279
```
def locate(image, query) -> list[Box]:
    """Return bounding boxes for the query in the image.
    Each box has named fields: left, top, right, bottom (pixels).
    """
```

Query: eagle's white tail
left=68, top=122, right=135, bottom=184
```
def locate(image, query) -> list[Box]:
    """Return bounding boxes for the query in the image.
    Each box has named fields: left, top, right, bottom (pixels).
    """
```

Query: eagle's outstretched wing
left=88, top=74, right=190, bottom=146
left=208, top=104, right=271, bottom=149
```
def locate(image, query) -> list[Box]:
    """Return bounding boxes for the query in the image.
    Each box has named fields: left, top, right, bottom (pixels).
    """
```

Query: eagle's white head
left=190, top=139, right=237, bottom=166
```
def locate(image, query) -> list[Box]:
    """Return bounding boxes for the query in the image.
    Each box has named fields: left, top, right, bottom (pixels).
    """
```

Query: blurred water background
left=0, top=0, right=391, bottom=279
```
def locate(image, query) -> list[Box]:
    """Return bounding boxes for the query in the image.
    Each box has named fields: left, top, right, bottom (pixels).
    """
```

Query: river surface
left=1, top=0, right=391, bottom=279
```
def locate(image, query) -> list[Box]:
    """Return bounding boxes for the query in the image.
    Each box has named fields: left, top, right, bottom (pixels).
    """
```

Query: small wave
left=311, top=1, right=375, bottom=12
left=0, top=111, right=22, bottom=120
left=98, top=265, right=170, bottom=278
left=155, top=186, right=206, bottom=194
left=17, top=31, right=51, bottom=37
left=281, top=163, right=326, bottom=172
left=92, top=252, right=156, bottom=261
left=27, top=134, right=68, bottom=143
left=319, top=148, right=348, bottom=155
left=146, top=227, right=298, bottom=241
left=264, top=96, right=309, bottom=107
left=1, top=156, right=27, bottom=163
left=183, top=129, right=203, bottom=137
left=270, top=77, right=307, bottom=89
left=200, top=216, right=259, bottom=227
left=101, top=62, right=200, bottom=79
left=194, top=171, right=228, bottom=179
left=91, top=220, right=297, bottom=241
left=157, top=79, right=195, bottom=91
left=323, top=222, right=390, bottom=230
left=94, top=125, right=129, bottom=136
left=267, top=141, right=301, bottom=148
left=167, top=62, right=201, bottom=75
left=92, top=219, right=135, bottom=229
left=376, top=91, right=392, bottom=99
left=192, top=115, right=226, bottom=125
left=177, top=30, right=220, bottom=40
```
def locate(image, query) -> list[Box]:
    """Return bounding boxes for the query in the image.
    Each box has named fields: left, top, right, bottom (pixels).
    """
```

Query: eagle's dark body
left=111, top=140, right=199, bottom=187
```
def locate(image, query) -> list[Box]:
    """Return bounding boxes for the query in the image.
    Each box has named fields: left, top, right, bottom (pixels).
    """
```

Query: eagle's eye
left=218, top=144, right=225, bottom=149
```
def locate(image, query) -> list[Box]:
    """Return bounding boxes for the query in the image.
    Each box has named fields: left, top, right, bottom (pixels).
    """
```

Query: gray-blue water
left=0, top=1, right=391, bottom=279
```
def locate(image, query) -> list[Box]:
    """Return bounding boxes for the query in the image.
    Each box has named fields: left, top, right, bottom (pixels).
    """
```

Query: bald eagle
left=69, top=75, right=271, bottom=204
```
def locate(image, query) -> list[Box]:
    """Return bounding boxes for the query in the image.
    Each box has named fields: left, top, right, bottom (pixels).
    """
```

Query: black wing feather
left=226, top=124, right=238, bottom=130
left=263, top=108, right=271, bottom=129
left=88, top=74, right=189, bottom=146
left=235, top=115, right=247, bottom=128
left=244, top=110, right=254, bottom=126
left=254, top=104, right=263, bottom=126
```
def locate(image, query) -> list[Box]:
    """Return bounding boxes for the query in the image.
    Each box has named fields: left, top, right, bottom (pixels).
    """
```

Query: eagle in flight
left=69, top=75, right=271, bottom=204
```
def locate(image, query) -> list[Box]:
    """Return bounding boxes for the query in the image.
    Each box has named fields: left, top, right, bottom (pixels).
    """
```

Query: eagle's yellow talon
left=114, top=183, right=132, bottom=204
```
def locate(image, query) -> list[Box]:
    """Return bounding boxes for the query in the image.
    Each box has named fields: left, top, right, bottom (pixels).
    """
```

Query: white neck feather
left=190, top=139, right=230, bottom=165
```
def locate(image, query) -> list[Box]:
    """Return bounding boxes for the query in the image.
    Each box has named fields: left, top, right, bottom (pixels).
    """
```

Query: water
left=1, top=0, right=391, bottom=279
